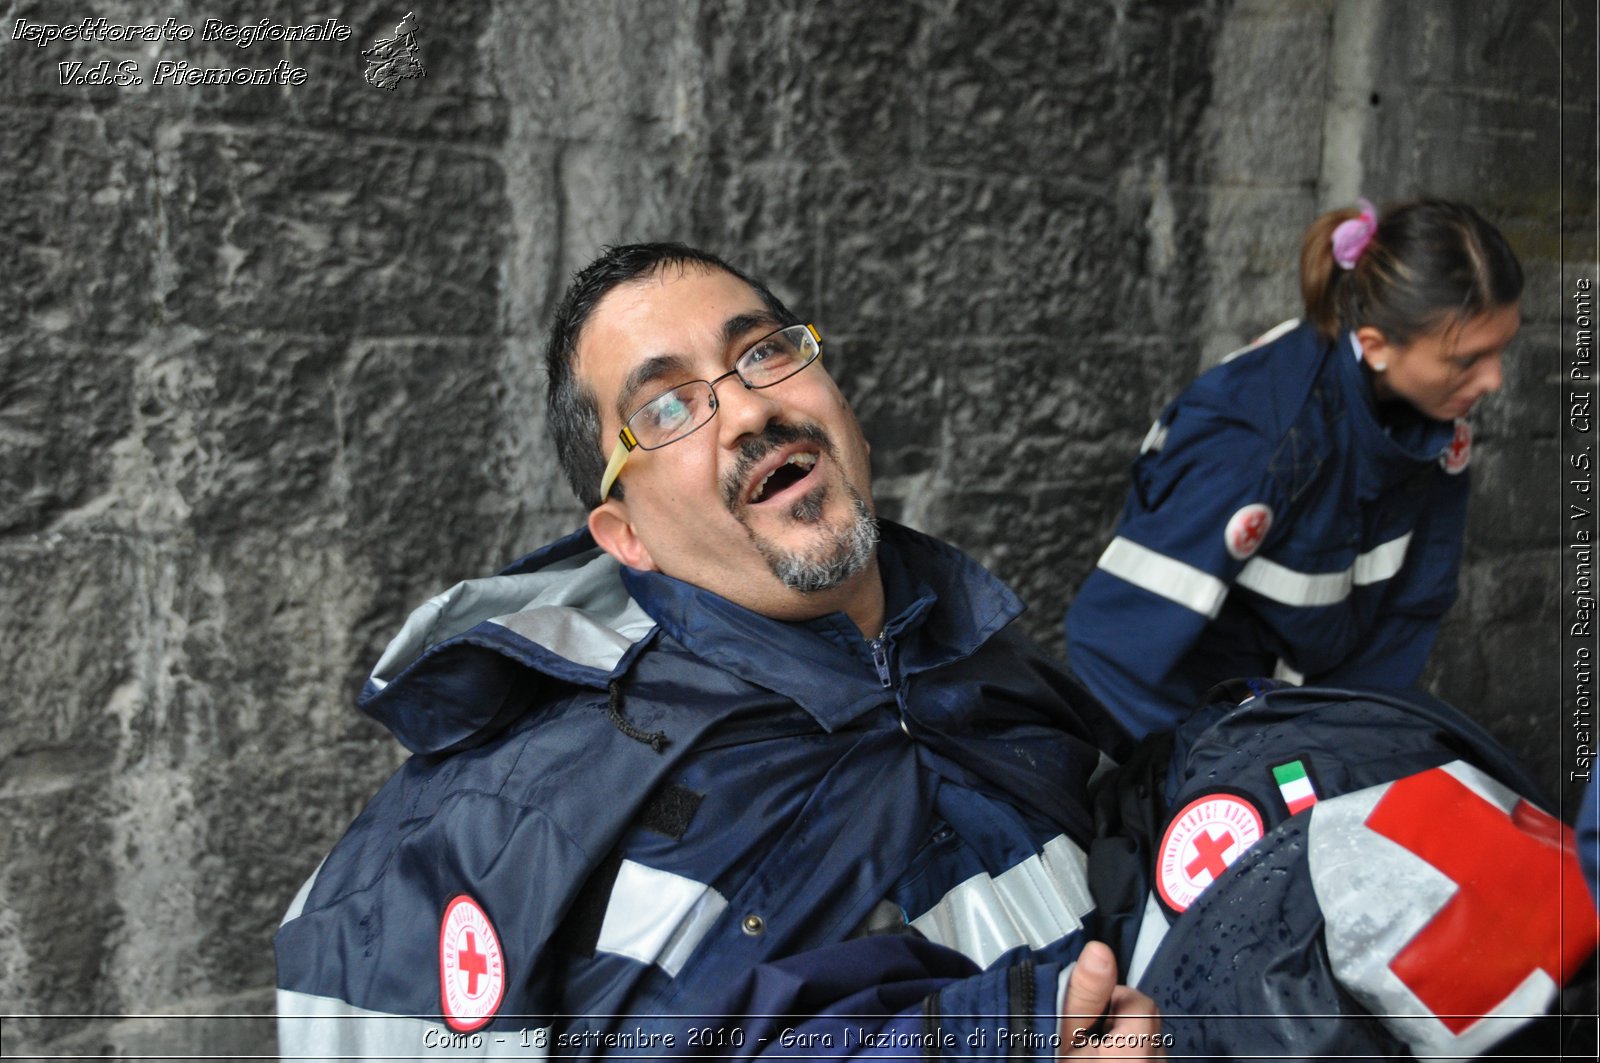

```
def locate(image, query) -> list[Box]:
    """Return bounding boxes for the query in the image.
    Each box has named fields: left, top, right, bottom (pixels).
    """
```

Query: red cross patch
left=1156, top=792, right=1265, bottom=913
left=1440, top=420, right=1471, bottom=474
left=440, top=894, right=505, bottom=1032
left=1224, top=503, right=1273, bottom=560
left=1364, top=767, right=1597, bottom=1033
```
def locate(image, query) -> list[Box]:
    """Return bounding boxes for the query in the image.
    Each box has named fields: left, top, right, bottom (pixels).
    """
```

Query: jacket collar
left=1336, top=330, right=1458, bottom=493
left=621, top=521, right=1024, bottom=732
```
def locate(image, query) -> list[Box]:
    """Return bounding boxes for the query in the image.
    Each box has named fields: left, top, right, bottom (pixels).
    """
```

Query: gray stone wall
left=2, top=0, right=517, bottom=1054
left=0, top=0, right=1587, bottom=1056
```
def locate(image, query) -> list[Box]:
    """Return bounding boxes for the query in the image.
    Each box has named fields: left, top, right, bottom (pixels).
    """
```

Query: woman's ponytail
left=1298, top=198, right=1522, bottom=345
left=1300, top=206, right=1363, bottom=340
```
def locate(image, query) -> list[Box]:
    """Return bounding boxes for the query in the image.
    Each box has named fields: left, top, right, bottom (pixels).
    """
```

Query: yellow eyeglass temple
left=598, top=427, right=638, bottom=503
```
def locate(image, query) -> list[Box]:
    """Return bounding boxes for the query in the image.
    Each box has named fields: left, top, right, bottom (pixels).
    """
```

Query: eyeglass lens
left=627, top=325, right=818, bottom=450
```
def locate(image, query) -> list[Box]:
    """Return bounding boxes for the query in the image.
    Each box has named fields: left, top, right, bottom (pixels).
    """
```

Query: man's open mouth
left=749, top=450, right=819, bottom=505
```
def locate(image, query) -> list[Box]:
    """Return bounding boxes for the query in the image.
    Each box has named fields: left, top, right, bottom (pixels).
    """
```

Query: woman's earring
left=1372, top=361, right=1387, bottom=371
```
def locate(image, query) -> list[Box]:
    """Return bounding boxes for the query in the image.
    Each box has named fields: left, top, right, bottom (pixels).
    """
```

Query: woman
left=1066, top=198, right=1523, bottom=739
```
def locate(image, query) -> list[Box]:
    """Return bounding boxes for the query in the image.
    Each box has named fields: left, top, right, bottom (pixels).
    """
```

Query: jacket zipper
left=872, top=633, right=915, bottom=736
left=870, top=634, right=892, bottom=689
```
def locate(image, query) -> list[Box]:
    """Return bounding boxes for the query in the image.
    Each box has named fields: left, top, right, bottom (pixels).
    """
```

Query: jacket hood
left=359, top=521, right=1031, bottom=757
left=359, top=527, right=657, bottom=755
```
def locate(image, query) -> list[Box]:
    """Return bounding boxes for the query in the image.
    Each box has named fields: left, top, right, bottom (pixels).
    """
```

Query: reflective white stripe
left=1097, top=537, right=1228, bottom=619
left=280, top=858, right=326, bottom=926
left=1221, top=317, right=1302, bottom=364
left=596, top=860, right=728, bottom=977
left=910, top=835, right=1095, bottom=969
left=1124, top=892, right=1170, bottom=988
left=1237, top=555, right=1349, bottom=606
left=276, top=988, right=547, bottom=1060
left=1237, top=532, right=1412, bottom=607
left=1140, top=419, right=1169, bottom=454
left=1272, top=658, right=1306, bottom=685
left=371, top=550, right=653, bottom=685
left=1353, top=532, right=1412, bottom=585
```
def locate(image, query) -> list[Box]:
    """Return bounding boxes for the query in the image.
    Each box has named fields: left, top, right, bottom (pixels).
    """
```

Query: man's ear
left=588, top=500, right=657, bottom=572
left=1354, top=325, right=1394, bottom=371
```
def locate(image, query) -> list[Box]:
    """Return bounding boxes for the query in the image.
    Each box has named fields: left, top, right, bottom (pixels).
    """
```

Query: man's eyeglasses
left=598, top=323, right=823, bottom=502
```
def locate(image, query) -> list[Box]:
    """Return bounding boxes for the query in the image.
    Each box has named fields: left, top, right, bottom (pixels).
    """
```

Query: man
left=274, top=243, right=1162, bottom=1058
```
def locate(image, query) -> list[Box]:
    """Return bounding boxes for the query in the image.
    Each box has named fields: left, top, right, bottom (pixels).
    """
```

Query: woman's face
left=1358, top=302, right=1522, bottom=422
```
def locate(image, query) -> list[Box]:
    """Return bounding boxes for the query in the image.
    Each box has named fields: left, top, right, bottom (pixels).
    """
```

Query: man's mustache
left=720, top=422, right=833, bottom=509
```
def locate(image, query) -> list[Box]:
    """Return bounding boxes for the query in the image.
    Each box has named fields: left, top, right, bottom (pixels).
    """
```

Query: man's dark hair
left=544, top=242, right=798, bottom=509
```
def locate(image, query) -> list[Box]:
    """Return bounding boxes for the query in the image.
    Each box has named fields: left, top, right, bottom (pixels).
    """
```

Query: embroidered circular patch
left=1440, top=420, right=1471, bottom=475
left=1156, top=792, right=1266, bottom=913
left=1224, top=503, right=1274, bottom=560
left=439, top=894, right=505, bottom=1032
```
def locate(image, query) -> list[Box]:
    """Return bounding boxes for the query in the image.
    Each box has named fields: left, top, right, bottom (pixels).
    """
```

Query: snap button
left=741, top=913, right=766, bottom=936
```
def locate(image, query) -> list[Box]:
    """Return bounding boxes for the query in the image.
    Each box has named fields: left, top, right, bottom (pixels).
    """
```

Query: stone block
left=105, top=331, right=343, bottom=538
left=1409, top=91, right=1562, bottom=215
left=1511, top=255, right=1570, bottom=327
left=0, top=108, right=156, bottom=343
left=0, top=783, right=119, bottom=1019
left=831, top=333, right=948, bottom=482
left=688, top=162, right=823, bottom=321
left=1465, top=437, right=1561, bottom=552
left=497, top=134, right=566, bottom=341
left=0, top=337, right=135, bottom=535
left=557, top=139, right=696, bottom=270
left=919, top=1, right=1223, bottom=183
left=815, top=175, right=934, bottom=335
left=511, top=0, right=703, bottom=144
left=923, top=4, right=1114, bottom=178
left=1202, top=9, right=1330, bottom=185
left=800, top=0, right=926, bottom=166
left=1198, top=187, right=1322, bottom=364
left=905, top=173, right=1146, bottom=339
left=938, top=338, right=1180, bottom=492
left=1457, top=550, right=1558, bottom=629
left=163, top=132, right=504, bottom=335
left=702, top=0, right=921, bottom=167
left=1381, top=0, right=1560, bottom=100
left=142, top=532, right=389, bottom=755
left=0, top=540, right=135, bottom=764
left=340, top=339, right=520, bottom=582
left=1426, top=615, right=1563, bottom=799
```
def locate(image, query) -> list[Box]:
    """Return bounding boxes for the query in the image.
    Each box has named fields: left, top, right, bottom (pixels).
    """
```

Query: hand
left=1058, top=941, right=1164, bottom=1058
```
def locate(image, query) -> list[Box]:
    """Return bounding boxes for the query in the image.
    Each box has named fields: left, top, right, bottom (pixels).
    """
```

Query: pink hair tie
left=1331, top=197, right=1378, bottom=269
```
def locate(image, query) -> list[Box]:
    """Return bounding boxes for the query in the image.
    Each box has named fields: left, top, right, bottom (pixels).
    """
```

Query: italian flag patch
left=1272, top=759, right=1318, bottom=814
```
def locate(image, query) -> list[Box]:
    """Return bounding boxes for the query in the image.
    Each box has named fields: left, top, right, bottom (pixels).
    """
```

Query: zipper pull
left=870, top=635, right=892, bottom=689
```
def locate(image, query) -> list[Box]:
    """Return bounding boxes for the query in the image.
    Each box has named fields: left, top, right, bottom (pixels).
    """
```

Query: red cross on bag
left=1364, top=767, right=1596, bottom=1032
left=1310, top=762, right=1599, bottom=1057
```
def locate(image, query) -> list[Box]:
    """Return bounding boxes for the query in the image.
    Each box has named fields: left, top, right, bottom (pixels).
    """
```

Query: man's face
left=578, top=264, right=878, bottom=621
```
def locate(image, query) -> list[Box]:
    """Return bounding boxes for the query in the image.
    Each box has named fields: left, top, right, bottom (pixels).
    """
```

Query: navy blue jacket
left=1066, top=320, right=1470, bottom=738
left=274, top=522, right=1121, bottom=1059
